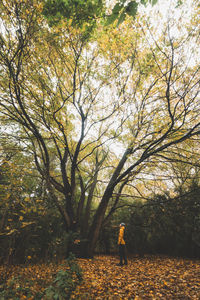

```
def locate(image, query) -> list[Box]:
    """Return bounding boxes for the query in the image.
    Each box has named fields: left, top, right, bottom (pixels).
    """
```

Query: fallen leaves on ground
left=0, top=255, right=199, bottom=299
left=72, top=255, right=200, bottom=299
left=0, top=262, right=67, bottom=299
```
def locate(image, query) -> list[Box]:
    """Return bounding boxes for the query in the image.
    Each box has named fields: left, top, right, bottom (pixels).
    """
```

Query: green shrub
left=44, top=253, right=83, bottom=299
left=0, top=253, right=82, bottom=300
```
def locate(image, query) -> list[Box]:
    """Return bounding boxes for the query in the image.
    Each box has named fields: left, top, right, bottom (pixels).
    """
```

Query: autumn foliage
left=1, top=255, right=200, bottom=299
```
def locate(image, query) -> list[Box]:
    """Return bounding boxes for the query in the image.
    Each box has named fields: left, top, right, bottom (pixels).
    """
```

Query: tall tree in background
left=0, top=0, right=200, bottom=256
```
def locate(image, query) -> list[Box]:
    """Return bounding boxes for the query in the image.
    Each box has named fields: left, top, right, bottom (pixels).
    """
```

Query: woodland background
left=0, top=0, right=200, bottom=270
left=1, top=0, right=200, bottom=298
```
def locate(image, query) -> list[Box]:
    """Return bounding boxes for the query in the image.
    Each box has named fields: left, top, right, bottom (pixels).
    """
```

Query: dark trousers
left=119, top=244, right=127, bottom=265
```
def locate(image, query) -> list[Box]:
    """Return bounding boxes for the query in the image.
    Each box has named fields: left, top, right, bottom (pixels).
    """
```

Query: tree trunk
left=85, top=190, right=112, bottom=257
left=83, top=149, right=131, bottom=257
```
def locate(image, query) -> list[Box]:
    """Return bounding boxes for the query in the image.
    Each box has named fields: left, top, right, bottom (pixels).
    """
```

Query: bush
left=44, top=253, right=83, bottom=299
left=0, top=253, right=82, bottom=300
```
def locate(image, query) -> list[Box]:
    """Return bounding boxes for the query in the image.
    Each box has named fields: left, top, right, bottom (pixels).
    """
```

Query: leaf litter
left=0, top=255, right=199, bottom=299
left=71, top=255, right=200, bottom=299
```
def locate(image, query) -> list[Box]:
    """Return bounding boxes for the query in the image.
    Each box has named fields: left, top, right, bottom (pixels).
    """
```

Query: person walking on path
left=117, top=223, right=128, bottom=266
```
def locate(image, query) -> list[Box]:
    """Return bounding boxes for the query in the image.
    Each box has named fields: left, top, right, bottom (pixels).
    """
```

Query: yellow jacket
left=118, top=226, right=125, bottom=245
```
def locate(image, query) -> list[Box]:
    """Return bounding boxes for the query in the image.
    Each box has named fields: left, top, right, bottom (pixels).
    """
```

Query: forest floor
left=72, top=255, right=200, bottom=299
left=0, top=255, right=200, bottom=299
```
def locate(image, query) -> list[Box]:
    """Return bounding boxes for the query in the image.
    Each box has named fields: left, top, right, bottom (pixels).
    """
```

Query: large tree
left=0, top=0, right=200, bottom=256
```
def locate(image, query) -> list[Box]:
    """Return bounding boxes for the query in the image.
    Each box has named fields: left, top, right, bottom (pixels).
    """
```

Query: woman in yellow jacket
left=118, top=223, right=128, bottom=266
